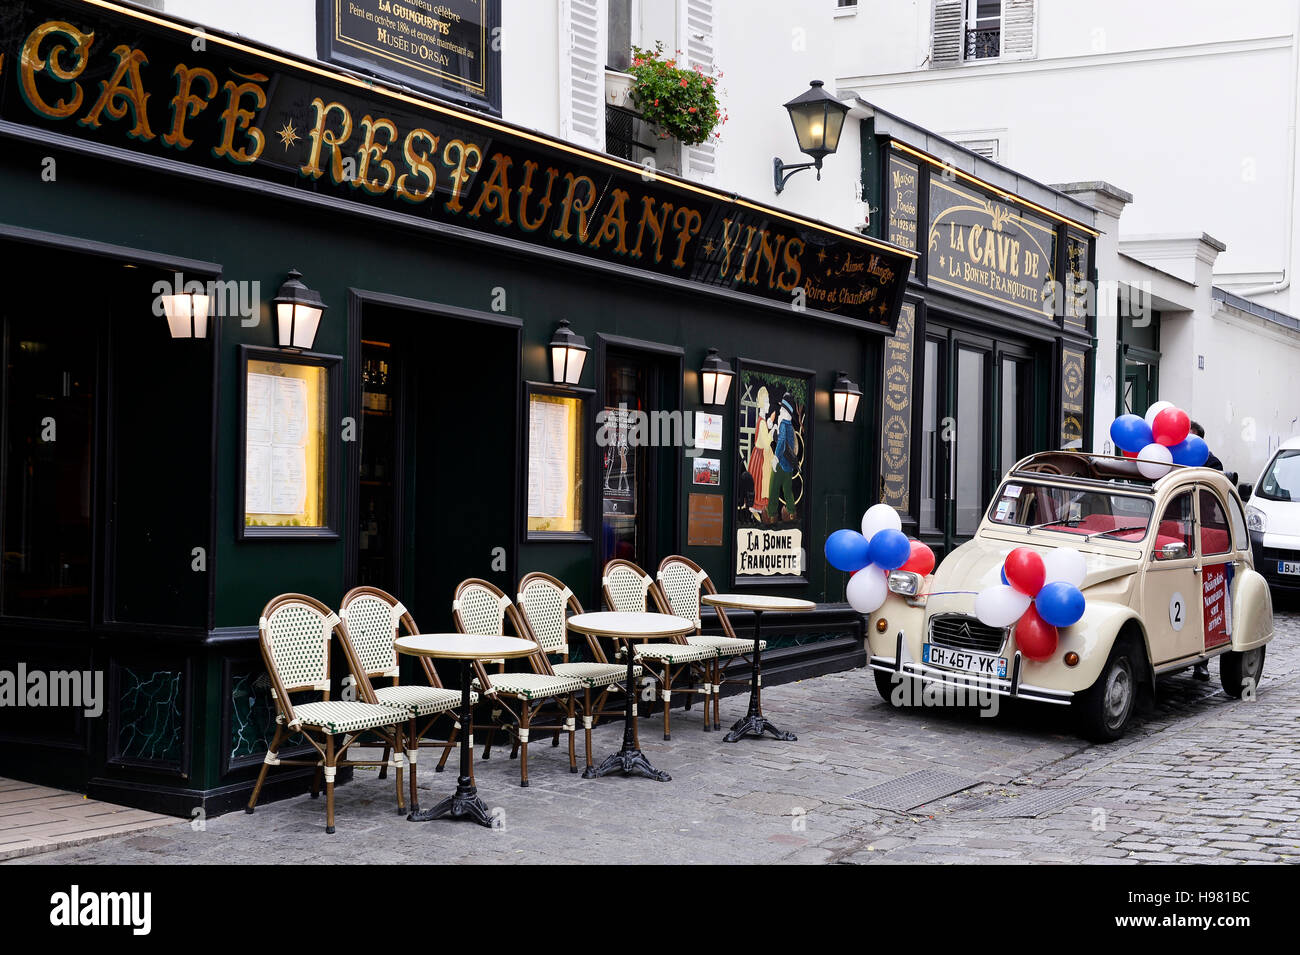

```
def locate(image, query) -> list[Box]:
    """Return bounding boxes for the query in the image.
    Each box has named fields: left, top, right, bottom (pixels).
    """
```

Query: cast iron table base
left=723, top=608, right=797, bottom=742
left=582, top=640, right=671, bottom=782
left=409, top=660, right=495, bottom=827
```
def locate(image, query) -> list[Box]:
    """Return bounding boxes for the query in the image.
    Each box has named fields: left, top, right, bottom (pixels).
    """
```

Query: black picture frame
left=522, top=380, right=594, bottom=543
left=316, top=0, right=502, bottom=116
left=732, top=359, right=816, bottom=588
left=237, top=345, right=342, bottom=541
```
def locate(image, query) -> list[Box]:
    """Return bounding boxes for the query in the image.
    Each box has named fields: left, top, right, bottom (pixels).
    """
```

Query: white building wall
left=832, top=0, right=1300, bottom=317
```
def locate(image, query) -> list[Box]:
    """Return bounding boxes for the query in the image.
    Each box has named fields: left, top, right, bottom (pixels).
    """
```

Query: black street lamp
left=549, top=320, right=589, bottom=385
left=272, top=269, right=327, bottom=350
left=832, top=371, right=862, bottom=423
left=699, top=348, right=734, bottom=406
left=773, top=80, right=850, bottom=194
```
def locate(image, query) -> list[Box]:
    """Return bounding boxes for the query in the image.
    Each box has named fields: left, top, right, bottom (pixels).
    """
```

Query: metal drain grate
left=949, top=786, right=1101, bottom=819
left=848, top=769, right=978, bottom=812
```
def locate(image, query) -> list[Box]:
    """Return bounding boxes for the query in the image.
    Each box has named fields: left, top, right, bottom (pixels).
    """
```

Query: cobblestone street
left=14, top=610, right=1298, bottom=866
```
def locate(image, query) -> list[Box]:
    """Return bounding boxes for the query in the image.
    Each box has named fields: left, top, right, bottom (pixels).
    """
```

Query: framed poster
left=239, top=346, right=341, bottom=539
left=525, top=384, right=588, bottom=538
left=880, top=300, right=916, bottom=518
left=317, top=0, right=502, bottom=115
left=733, top=360, right=814, bottom=585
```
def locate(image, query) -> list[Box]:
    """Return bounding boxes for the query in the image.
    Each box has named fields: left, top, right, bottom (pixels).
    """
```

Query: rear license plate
left=1279, top=560, right=1300, bottom=576
left=922, top=643, right=1007, bottom=678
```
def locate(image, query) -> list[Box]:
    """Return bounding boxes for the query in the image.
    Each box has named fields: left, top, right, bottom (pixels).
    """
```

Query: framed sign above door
left=317, top=0, right=502, bottom=115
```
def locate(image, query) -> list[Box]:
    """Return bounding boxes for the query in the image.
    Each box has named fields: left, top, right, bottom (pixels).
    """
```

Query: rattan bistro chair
left=601, top=559, right=717, bottom=739
left=452, top=579, right=585, bottom=787
left=246, top=594, right=409, bottom=833
left=340, top=586, right=473, bottom=813
left=517, top=572, right=644, bottom=768
left=657, top=555, right=766, bottom=732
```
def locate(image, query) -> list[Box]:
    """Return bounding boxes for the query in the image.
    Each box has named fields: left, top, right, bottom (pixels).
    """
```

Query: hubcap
left=1103, top=659, right=1133, bottom=729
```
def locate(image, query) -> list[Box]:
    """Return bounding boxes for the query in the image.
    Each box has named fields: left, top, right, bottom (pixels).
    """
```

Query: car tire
left=1076, top=641, right=1140, bottom=743
left=874, top=669, right=914, bottom=707
left=1219, top=646, right=1266, bottom=699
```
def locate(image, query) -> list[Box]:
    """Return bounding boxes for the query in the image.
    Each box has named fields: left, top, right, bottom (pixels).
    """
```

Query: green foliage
left=627, top=43, right=726, bottom=147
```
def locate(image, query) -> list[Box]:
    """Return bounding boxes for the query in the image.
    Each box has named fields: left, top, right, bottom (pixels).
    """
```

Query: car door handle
left=1193, top=566, right=1202, bottom=574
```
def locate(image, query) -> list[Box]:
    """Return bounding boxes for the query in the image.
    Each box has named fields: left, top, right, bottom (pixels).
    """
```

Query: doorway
left=597, top=339, right=682, bottom=580
left=918, top=321, right=1044, bottom=554
left=354, top=300, right=520, bottom=630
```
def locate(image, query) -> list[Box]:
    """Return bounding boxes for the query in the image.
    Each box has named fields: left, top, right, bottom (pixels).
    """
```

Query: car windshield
left=1256, top=449, right=1300, bottom=502
left=987, top=481, right=1155, bottom=541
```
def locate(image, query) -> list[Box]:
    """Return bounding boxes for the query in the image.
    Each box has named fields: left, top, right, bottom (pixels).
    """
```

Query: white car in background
left=1241, top=436, right=1300, bottom=599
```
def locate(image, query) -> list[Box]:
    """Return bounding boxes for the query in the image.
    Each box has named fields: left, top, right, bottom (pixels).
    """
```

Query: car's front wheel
left=1220, top=646, right=1266, bottom=699
left=1076, top=642, right=1140, bottom=743
left=874, top=669, right=915, bottom=707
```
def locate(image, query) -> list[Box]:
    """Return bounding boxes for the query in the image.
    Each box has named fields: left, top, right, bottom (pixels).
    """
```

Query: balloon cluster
left=825, top=504, right=936, bottom=615
left=1109, top=400, right=1209, bottom=479
left=974, top=547, right=1087, bottom=661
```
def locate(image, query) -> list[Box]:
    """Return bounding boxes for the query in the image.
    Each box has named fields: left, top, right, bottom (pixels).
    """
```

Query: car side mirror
left=1238, top=482, right=1253, bottom=501
left=1158, top=542, right=1190, bottom=561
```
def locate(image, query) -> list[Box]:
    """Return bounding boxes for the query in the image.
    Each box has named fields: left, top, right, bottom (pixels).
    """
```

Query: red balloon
left=1122, top=448, right=1138, bottom=459
left=1015, top=605, right=1059, bottom=661
left=1003, top=547, right=1046, bottom=597
left=900, top=539, right=936, bottom=576
left=1152, top=407, right=1190, bottom=447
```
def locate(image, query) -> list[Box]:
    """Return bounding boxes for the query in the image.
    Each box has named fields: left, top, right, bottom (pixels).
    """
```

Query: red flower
left=679, top=77, right=690, bottom=88
left=654, top=98, right=660, bottom=106
left=688, top=106, right=697, bottom=113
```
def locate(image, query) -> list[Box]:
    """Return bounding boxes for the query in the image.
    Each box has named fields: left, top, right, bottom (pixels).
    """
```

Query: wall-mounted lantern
left=699, top=348, right=734, bottom=407
left=832, top=371, right=862, bottom=423
left=161, top=290, right=210, bottom=339
left=549, top=320, right=589, bottom=385
left=272, top=269, right=327, bottom=350
left=773, top=80, right=850, bottom=194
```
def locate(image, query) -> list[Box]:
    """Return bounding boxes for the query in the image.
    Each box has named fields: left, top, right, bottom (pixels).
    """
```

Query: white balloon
left=1042, top=547, right=1087, bottom=589
left=861, top=503, right=902, bottom=541
left=847, top=564, right=889, bottom=614
left=973, top=585, right=1033, bottom=628
left=1136, top=442, right=1173, bottom=479
left=1144, top=401, right=1174, bottom=428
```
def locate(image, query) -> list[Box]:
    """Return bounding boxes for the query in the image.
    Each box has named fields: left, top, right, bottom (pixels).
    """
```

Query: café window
left=1, top=314, right=96, bottom=620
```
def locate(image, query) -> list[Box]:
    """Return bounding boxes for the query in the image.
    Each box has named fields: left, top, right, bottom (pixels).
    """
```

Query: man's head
left=1190, top=420, right=1206, bottom=439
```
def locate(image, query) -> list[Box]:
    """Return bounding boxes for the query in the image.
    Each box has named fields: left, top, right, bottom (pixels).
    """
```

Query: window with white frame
left=931, top=0, right=1035, bottom=68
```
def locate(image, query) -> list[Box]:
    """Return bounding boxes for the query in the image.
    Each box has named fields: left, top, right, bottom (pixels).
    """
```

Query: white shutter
left=1001, top=0, right=1037, bottom=60
left=678, top=0, right=717, bottom=182
left=931, top=0, right=964, bottom=68
left=559, top=0, right=605, bottom=149
left=957, top=138, right=1000, bottom=161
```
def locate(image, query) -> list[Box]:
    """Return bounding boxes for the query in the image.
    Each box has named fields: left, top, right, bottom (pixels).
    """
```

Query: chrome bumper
left=869, top=631, right=1074, bottom=706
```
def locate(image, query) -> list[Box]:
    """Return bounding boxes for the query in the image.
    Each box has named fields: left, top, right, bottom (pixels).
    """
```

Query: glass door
left=358, top=339, right=399, bottom=589
left=951, top=337, right=991, bottom=540
left=998, top=348, right=1035, bottom=476
left=601, top=356, right=647, bottom=567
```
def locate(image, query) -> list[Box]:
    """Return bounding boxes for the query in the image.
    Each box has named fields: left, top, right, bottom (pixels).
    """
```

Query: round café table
left=395, top=634, right=538, bottom=828
left=701, top=594, right=815, bottom=742
left=566, top=611, right=695, bottom=782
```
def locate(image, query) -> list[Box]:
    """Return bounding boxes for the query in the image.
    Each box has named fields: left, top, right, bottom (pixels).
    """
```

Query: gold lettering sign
left=1061, top=346, right=1087, bottom=448
left=927, top=177, right=1058, bottom=320
left=887, top=153, right=919, bottom=278
left=880, top=302, right=915, bottom=511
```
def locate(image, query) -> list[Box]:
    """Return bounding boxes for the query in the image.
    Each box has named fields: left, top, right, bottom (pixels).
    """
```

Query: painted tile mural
left=117, top=668, right=183, bottom=763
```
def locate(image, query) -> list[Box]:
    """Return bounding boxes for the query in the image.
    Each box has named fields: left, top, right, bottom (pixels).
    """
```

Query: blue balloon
left=825, top=529, right=871, bottom=572
left=1110, top=414, right=1153, bottom=454
left=1000, top=566, right=1009, bottom=586
left=1036, top=581, right=1085, bottom=627
left=1169, top=434, right=1210, bottom=467
left=868, top=528, right=912, bottom=571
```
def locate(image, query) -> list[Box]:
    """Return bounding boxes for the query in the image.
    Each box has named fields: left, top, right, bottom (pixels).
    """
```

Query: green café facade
left=0, top=0, right=915, bottom=815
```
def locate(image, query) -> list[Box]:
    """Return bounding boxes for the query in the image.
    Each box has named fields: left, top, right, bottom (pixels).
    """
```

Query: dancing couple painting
left=737, top=365, right=810, bottom=527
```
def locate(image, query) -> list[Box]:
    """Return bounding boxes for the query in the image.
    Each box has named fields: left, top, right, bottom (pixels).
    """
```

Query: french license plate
left=922, top=643, right=1007, bottom=678
left=1279, top=560, right=1300, bottom=576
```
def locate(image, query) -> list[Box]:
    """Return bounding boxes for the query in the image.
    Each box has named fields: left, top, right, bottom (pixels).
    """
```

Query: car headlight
left=1246, top=505, right=1267, bottom=533
left=887, top=571, right=922, bottom=596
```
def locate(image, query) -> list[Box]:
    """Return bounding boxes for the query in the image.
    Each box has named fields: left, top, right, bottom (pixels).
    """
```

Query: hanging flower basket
left=627, top=42, right=727, bottom=147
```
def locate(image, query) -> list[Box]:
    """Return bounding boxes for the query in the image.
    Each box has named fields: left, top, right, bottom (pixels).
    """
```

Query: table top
left=567, top=611, right=695, bottom=638
left=395, top=634, right=539, bottom=660
left=701, top=594, right=817, bottom=612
